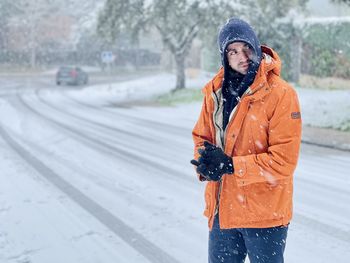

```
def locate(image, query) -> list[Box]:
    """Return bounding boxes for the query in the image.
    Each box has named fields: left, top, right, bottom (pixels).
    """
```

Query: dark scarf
left=222, top=59, right=260, bottom=130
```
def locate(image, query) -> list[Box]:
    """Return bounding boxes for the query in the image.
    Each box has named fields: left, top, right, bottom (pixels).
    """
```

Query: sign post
left=101, top=51, right=115, bottom=89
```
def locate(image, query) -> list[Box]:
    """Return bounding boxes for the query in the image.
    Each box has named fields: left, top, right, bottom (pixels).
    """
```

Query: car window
left=60, top=67, right=73, bottom=72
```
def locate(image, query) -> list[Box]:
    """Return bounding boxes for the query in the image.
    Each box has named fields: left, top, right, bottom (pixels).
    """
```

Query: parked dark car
left=56, top=66, right=88, bottom=85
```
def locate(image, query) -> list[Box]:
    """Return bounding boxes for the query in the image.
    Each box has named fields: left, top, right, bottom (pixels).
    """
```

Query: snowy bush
left=299, top=17, right=350, bottom=79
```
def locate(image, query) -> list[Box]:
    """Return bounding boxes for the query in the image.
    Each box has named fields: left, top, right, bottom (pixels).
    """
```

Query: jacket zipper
left=212, top=91, right=225, bottom=148
left=211, top=90, right=223, bottom=215
left=212, top=89, right=252, bottom=216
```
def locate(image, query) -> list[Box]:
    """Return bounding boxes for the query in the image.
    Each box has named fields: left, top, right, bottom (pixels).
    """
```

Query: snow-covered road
left=0, top=75, right=350, bottom=262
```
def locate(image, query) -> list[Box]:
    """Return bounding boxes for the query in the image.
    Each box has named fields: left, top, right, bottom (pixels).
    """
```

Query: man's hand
left=190, top=141, right=234, bottom=181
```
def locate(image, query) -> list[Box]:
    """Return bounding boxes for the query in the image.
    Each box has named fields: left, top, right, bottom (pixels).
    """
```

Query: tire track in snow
left=14, top=93, right=195, bottom=186
left=15, top=134, right=201, bottom=235
left=0, top=125, right=181, bottom=263
left=30, top=87, right=191, bottom=166
left=35, top=89, right=159, bottom=144
left=60, top=89, right=190, bottom=137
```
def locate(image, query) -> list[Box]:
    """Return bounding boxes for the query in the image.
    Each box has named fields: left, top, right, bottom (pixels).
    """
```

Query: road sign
left=101, top=51, right=115, bottom=63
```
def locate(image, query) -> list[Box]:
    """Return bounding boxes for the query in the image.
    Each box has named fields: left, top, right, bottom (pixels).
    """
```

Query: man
left=191, top=18, right=302, bottom=263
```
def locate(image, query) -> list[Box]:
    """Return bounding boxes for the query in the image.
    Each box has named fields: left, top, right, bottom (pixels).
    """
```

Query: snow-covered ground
left=298, top=88, right=350, bottom=131
left=0, top=73, right=349, bottom=262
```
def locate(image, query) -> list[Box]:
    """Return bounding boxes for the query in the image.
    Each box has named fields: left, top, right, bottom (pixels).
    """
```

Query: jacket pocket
left=243, top=179, right=291, bottom=219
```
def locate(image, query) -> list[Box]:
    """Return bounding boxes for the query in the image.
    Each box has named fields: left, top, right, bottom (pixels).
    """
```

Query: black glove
left=190, top=141, right=234, bottom=181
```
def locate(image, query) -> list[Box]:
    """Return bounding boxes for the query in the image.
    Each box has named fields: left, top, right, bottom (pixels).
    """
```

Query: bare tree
left=97, top=0, right=236, bottom=90
left=5, top=0, right=62, bottom=68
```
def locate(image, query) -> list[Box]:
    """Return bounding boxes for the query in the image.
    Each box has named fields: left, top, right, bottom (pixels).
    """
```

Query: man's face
left=226, top=42, right=254, bottom=75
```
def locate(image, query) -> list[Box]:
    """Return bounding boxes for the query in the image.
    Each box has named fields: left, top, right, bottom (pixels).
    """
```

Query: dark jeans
left=209, top=215, right=288, bottom=263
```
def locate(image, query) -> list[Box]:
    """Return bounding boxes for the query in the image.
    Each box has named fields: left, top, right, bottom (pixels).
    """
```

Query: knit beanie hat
left=218, top=18, right=262, bottom=68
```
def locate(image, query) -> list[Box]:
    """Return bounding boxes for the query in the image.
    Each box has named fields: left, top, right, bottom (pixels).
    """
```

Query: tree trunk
left=290, top=33, right=302, bottom=83
left=30, top=47, right=36, bottom=69
left=29, top=21, right=36, bottom=69
left=174, top=54, right=186, bottom=90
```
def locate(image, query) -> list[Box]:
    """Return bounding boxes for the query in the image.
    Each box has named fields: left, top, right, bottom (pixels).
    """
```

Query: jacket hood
left=204, top=46, right=282, bottom=95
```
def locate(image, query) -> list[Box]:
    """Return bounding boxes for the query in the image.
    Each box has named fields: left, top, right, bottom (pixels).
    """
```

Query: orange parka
left=192, top=46, right=302, bottom=230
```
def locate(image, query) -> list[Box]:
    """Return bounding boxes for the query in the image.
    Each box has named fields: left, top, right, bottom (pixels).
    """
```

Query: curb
left=302, top=125, right=350, bottom=152
left=301, top=139, right=350, bottom=152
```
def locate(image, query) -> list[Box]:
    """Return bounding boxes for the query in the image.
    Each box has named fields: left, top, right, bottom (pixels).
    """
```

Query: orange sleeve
left=233, top=87, right=302, bottom=186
